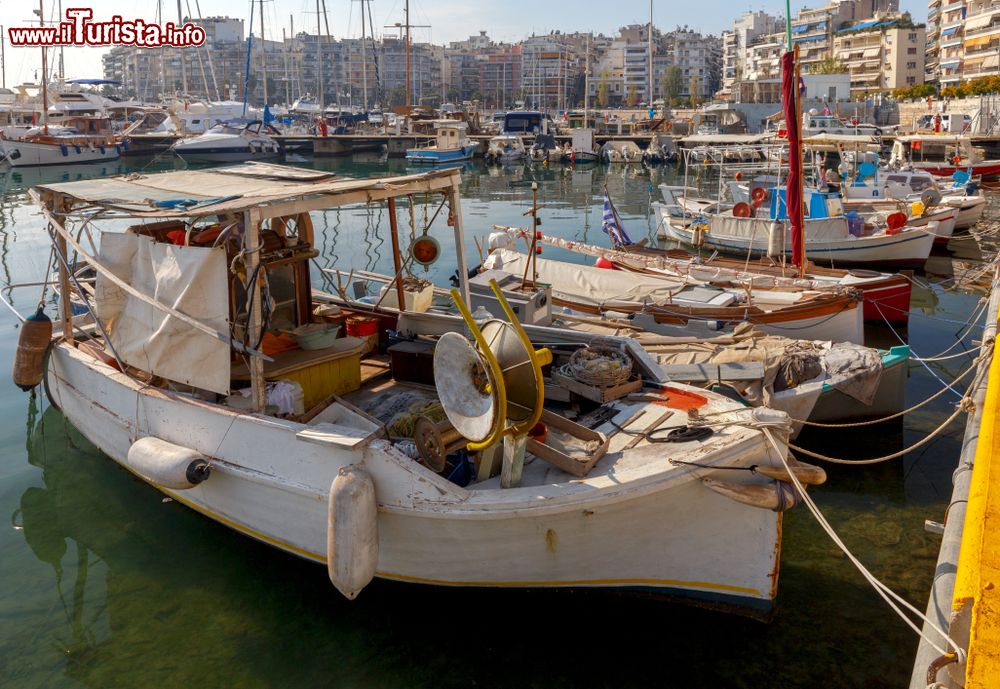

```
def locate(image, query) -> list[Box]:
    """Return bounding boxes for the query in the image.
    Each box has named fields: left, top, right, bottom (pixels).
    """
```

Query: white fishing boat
left=656, top=185, right=936, bottom=268
left=405, top=122, right=477, bottom=164
left=570, top=128, right=599, bottom=163
left=171, top=121, right=282, bottom=163
left=889, top=134, right=1000, bottom=179
left=19, top=164, right=810, bottom=618
left=726, top=174, right=959, bottom=246
left=842, top=167, right=986, bottom=230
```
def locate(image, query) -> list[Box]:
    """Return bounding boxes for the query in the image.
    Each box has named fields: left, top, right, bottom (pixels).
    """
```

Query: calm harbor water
left=0, top=155, right=992, bottom=688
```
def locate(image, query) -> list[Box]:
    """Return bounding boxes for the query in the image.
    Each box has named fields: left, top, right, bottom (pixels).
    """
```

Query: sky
left=0, top=0, right=925, bottom=88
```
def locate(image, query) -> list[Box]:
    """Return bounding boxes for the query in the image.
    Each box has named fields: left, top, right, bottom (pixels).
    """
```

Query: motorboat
left=601, top=140, right=643, bottom=164
left=21, top=163, right=809, bottom=618
left=528, top=133, right=566, bottom=163
left=171, top=121, right=282, bottom=163
left=484, top=134, right=526, bottom=164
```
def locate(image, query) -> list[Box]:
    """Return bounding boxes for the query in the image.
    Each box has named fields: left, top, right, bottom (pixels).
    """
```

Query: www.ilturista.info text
left=7, top=9, right=206, bottom=47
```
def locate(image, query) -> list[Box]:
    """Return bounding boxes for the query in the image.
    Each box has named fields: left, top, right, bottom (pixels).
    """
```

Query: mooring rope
left=759, top=426, right=967, bottom=665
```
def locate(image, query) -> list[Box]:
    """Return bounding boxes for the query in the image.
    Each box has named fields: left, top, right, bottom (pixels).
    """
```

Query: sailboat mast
left=177, top=0, right=188, bottom=93
left=647, top=0, right=652, bottom=107
left=315, top=0, right=323, bottom=107
left=258, top=0, right=268, bottom=105
left=58, top=0, right=65, bottom=80
left=583, top=33, right=589, bottom=125
left=38, top=0, right=48, bottom=129
left=282, top=27, right=290, bottom=105
left=405, top=0, right=411, bottom=108
left=360, top=0, right=368, bottom=110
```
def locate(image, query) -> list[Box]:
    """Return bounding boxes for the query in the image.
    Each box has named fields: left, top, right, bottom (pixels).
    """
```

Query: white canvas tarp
left=95, top=232, right=231, bottom=394
left=493, top=250, right=735, bottom=310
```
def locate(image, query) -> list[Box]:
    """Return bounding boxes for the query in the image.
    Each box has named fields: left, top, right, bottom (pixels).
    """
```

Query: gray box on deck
left=468, top=270, right=553, bottom=326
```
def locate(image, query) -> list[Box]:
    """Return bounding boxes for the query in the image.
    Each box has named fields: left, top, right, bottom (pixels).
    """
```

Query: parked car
left=801, top=113, right=885, bottom=136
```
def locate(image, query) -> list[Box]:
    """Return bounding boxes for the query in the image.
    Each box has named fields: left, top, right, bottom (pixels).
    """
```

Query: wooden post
left=50, top=194, right=73, bottom=345
left=500, top=434, right=526, bottom=488
left=448, top=183, right=471, bottom=306
left=244, top=209, right=267, bottom=412
left=386, top=197, right=407, bottom=312
left=477, top=443, right=502, bottom=482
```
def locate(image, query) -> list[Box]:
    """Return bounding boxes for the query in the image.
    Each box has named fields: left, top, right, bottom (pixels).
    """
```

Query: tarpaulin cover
left=781, top=51, right=805, bottom=268
left=96, top=232, right=231, bottom=394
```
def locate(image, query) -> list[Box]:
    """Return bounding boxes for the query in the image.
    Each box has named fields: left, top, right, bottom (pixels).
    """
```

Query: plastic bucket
left=346, top=316, right=378, bottom=337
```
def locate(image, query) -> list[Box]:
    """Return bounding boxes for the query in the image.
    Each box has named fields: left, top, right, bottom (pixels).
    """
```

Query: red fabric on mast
left=781, top=51, right=805, bottom=268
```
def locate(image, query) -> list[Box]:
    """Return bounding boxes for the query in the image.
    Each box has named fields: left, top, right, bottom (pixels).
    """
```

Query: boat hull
left=914, top=161, right=1000, bottom=179
left=1, top=139, right=121, bottom=167
left=172, top=146, right=282, bottom=163
left=46, top=344, right=783, bottom=616
left=658, top=212, right=935, bottom=268
left=405, top=145, right=477, bottom=164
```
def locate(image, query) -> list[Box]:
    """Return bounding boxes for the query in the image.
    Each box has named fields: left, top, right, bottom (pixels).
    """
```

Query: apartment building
left=960, top=1, right=1000, bottom=81
left=521, top=35, right=575, bottom=110
left=720, top=11, right=785, bottom=99
left=833, top=18, right=926, bottom=95
left=102, top=16, right=248, bottom=102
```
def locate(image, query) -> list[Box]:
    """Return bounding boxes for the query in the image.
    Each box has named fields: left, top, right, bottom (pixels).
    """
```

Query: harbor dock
left=911, top=272, right=1000, bottom=689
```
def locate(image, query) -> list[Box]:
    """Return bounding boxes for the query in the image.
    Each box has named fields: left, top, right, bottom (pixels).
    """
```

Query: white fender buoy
left=702, top=477, right=801, bottom=512
left=126, top=437, right=211, bottom=489
left=327, top=465, right=379, bottom=600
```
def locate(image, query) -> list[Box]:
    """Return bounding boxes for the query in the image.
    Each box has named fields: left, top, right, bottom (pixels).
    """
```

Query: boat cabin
left=889, top=135, right=982, bottom=167
left=502, top=111, right=552, bottom=135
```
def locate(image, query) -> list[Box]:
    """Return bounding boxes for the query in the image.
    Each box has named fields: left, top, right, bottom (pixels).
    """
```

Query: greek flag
left=601, top=191, right=633, bottom=246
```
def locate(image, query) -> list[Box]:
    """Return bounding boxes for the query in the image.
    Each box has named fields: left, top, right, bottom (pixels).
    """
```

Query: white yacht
left=171, top=120, right=282, bottom=163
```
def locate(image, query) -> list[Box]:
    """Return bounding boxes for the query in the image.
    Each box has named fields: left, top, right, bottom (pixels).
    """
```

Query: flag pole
left=604, top=183, right=627, bottom=248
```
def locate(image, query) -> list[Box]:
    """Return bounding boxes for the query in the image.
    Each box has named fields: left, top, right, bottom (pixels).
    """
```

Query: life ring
left=733, top=202, right=753, bottom=218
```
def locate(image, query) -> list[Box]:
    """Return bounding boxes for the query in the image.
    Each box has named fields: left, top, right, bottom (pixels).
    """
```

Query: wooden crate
left=527, top=409, right=609, bottom=477
left=550, top=369, right=643, bottom=404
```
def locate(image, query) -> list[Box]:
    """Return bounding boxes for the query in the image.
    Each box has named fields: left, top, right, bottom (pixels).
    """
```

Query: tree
left=626, top=85, right=638, bottom=106
left=662, top=66, right=683, bottom=105
left=387, top=85, right=407, bottom=107
left=597, top=71, right=610, bottom=108
left=811, top=56, right=849, bottom=75
left=689, top=75, right=700, bottom=107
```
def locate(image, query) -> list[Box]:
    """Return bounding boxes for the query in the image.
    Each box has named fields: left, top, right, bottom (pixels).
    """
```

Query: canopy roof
left=34, top=162, right=462, bottom=218
left=894, top=134, right=971, bottom=144
left=680, top=133, right=771, bottom=145
left=802, top=133, right=880, bottom=149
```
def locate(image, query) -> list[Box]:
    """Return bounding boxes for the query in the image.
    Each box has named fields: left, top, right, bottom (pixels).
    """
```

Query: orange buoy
left=595, top=256, right=615, bottom=270
left=13, top=307, right=53, bottom=391
left=733, top=202, right=753, bottom=218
